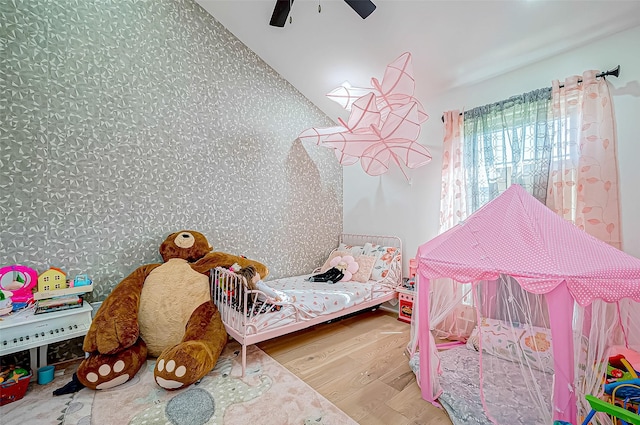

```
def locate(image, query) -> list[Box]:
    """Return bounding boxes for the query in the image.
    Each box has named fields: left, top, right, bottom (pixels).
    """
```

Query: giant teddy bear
left=75, top=230, right=268, bottom=391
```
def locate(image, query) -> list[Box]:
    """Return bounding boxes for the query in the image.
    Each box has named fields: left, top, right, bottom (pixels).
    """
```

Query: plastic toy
left=0, top=290, right=12, bottom=316
left=71, top=274, right=92, bottom=287
left=0, top=367, right=29, bottom=385
left=583, top=394, right=640, bottom=425
left=607, top=354, right=639, bottom=383
left=0, top=265, right=38, bottom=305
left=37, top=267, right=67, bottom=292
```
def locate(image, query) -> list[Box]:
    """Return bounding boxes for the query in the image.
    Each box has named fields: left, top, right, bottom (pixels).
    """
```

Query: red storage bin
left=0, top=371, right=32, bottom=406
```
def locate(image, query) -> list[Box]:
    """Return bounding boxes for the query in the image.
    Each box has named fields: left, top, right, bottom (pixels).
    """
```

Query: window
left=462, top=87, right=553, bottom=212
left=456, top=88, right=554, bottom=306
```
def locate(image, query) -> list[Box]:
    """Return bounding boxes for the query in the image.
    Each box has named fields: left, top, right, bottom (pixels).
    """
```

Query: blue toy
left=71, top=274, right=92, bottom=287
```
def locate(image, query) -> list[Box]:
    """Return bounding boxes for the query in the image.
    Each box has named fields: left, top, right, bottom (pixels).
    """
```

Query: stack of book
left=34, top=294, right=84, bottom=314
left=34, top=281, right=93, bottom=315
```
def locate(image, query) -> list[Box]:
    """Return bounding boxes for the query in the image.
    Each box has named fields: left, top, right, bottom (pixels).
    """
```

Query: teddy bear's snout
left=174, top=232, right=195, bottom=248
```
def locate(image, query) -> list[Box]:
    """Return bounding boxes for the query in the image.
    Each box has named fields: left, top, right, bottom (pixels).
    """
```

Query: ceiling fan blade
left=344, top=0, right=376, bottom=19
left=270, top=0, right=294, bottom=27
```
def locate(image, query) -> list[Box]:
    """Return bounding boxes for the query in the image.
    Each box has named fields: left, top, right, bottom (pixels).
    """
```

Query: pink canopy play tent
left=413, top=184, right=640, bottom=424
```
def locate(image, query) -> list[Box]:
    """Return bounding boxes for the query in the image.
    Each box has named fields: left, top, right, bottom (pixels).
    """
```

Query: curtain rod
left=557, top=65, right=620, bottom=88
left=440, top=65, right=621, bottom=122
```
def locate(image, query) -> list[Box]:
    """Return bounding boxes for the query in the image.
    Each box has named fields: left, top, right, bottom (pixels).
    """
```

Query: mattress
left=228, top=273, right=395, bottom=334
left=410, top=346, right=553, bottom=425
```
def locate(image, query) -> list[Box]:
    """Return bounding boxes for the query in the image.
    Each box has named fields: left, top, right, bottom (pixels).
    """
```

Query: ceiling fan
left=269, top=0, right=376, bottom=27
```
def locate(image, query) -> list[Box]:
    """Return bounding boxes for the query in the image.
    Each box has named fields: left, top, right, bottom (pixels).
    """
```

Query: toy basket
left=0, top=371, right=32, bottom=406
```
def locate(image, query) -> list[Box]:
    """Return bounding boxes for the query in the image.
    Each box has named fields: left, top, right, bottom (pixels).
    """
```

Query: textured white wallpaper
left=0, top=0, right=342, bottom=310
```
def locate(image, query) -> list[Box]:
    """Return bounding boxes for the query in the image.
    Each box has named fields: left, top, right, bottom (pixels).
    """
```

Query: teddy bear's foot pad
left=155, top=341, right=215, bottom=390
left=155, top=359, right=188, bottom=389
left=84, top=360, right=129, bottom=389
left=94, top=374, right=130, bottom=390
left=77, top=340, right=147, bottom=390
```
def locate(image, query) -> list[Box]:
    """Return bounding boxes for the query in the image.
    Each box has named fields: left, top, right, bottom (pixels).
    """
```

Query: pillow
left=329, top=255, right=359, bottom=281
left=351, top=255, right=376, bottom=283
left=465, top=317, right=554, bottom=374
left=337, top=243, right=365, bottom=257
left=320, top=250, right=350, bottom=273
left=362, top=243, right=401, bottom=281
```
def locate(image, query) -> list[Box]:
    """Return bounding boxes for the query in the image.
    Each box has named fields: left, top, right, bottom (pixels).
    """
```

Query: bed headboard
left=340, top=233, right=403, bottom=287
left=340, top=233, right=402, bottom=251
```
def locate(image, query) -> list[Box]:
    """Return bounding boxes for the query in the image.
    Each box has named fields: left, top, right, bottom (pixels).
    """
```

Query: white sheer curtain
left=410, top=110, right=474, bottom=350
left=572, top=300, right=619, bottom=425
left=474, top=277, right=554, bottom=425
left=546, top=70, right=622, bottom=249
left=413, top=89, right=555, bottom=346
left=489, top=275, right=549, bottom=328
left=546, top=71, right=624, bottom=415
left=462, top=88, right=553, bottom=208
left=439, top=111, right=467, bottom=228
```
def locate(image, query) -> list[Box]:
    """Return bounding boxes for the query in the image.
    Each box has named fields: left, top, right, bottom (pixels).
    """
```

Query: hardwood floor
left=257, top=308, right=453, bottom=425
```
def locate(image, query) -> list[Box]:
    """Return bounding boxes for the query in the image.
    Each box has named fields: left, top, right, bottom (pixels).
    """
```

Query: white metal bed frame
left=210, top=233, right=403, bottom=375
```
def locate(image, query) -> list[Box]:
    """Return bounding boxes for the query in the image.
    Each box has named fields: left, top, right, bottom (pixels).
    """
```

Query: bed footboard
left=211, top=267, right=303, bottom=332
left=210, top=267, right=265, bottom=373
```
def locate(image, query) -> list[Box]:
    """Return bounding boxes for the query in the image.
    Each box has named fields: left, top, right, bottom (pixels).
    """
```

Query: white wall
left=344, top=25, right=640, bottom=270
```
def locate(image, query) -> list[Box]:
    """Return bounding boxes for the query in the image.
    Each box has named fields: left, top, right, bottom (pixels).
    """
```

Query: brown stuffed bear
left=76, top=230, right=268, bottom=391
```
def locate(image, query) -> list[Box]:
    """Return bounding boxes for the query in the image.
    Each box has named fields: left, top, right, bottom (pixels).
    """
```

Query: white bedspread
left=240, top=274, right=394, bottom=334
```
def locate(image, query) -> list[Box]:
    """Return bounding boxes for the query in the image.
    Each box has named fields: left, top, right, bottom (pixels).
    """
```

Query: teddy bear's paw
left=89, top=363, right=129, bottom=390
left=155, top=341, right=215, bottom=390
left=155, top=359, right=187, bottom=390
left=78, top=357, right=134, bottom=390
left=77, top=340, right=147, bottom=390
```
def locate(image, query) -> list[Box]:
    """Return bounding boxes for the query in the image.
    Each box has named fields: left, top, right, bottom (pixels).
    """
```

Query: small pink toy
left=0, top=265, right=38, bottom=304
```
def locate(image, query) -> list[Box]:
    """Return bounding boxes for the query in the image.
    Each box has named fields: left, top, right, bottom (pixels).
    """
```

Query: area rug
left=0, top=341, right=357, bottom=425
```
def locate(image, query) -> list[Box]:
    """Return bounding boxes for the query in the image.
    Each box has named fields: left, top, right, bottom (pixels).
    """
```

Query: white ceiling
left=196, top=0, right=640, bottom=121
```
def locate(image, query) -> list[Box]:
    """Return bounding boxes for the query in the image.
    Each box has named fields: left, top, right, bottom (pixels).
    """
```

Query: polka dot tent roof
left=417, top=184, right=640, bottom=306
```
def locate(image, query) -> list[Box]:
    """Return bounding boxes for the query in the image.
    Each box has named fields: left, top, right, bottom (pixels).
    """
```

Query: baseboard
left=378, top=304, right=397, bottom=314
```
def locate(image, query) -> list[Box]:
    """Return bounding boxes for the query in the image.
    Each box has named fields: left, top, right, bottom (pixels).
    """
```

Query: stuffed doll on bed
left=229, top=263, right=287, bottom=303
